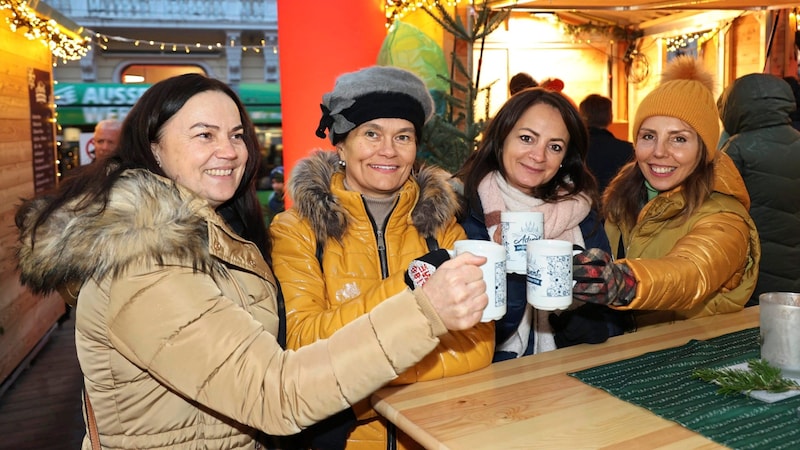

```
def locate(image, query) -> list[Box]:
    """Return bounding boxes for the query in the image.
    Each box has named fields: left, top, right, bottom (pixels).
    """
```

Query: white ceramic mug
left=501, top=211, right=544, bottom=274
left=453, top=240, right=507, bottom=322
left=526, top=239, right=573, bottom=311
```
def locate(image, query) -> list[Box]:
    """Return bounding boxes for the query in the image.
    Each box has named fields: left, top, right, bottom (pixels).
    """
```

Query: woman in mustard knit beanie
left=571, top=56, right=761, bottom=328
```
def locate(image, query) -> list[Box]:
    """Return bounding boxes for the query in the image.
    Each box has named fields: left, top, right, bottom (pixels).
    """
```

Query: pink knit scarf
left=477, top=171, right=589, bottom=248
left=477, top=171, right=591, bottom=355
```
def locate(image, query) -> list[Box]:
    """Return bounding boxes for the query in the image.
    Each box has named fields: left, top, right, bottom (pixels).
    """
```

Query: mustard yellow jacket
left=270, top=151, right=494, bottom=449
left=605, top=153, right=760, bottom=327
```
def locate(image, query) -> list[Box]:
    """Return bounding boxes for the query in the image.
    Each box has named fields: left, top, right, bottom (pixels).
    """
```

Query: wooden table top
left=372, top=307, right=760, bottom=450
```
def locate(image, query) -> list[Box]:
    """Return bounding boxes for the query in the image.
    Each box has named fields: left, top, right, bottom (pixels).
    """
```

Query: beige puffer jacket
left=15, top=169, right=449, bottom=449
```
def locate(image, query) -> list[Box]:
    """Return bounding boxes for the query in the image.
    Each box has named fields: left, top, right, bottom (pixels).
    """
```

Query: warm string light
left=666, top=30, right=717, bottom=52
left=1, top=0, right=90, bottom=62
left=384, top=0, right=468, bottom=28
left=92, top=31, right=272, bottom=55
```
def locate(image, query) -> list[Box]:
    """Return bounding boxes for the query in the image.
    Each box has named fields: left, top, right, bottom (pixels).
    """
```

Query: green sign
left=54, top=82, right=281, bottom=126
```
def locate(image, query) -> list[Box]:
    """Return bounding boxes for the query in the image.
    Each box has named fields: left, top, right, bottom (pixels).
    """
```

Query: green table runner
left=569, top=327, right=800, bottom=449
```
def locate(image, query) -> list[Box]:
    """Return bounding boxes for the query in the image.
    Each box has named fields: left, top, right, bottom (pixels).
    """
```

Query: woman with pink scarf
left=455, top=87, right=632, bottom=361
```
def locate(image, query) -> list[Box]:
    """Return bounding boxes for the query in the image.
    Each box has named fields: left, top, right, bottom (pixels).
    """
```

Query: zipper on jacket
left=362, top=197, right=397, bottom=280
left=376, top=229, right=389, bottom=278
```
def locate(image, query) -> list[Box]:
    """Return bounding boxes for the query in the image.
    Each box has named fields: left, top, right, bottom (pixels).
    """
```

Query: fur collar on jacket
left=16, top=169, right=223, bottom=294
left=288, top=150, right=461, bottom=246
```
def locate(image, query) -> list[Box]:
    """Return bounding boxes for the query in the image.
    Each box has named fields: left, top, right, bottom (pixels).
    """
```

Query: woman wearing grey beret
left=270, top=66, right=495, bottom=450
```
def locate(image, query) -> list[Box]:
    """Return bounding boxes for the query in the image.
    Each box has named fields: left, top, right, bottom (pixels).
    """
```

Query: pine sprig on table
left=692, top=359, right=800, bottom=396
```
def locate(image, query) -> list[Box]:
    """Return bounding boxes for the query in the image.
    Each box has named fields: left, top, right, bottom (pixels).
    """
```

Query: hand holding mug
left=453, top=240, right=507, bottom=322
left=421, top=252, right=488, bottom=331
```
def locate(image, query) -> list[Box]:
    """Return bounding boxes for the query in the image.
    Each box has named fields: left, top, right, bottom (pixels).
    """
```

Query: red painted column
left=277, top=0, right=387, bottom=206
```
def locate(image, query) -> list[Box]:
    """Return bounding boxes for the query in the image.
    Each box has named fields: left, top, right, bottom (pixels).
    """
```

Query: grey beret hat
left=315, top=65, right=435, bottom=144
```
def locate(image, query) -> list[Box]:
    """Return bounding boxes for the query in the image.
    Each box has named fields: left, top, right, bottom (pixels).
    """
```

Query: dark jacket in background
left=585, top=127, right=634, bottom=193
left=718, top=73, right=800, bottom=300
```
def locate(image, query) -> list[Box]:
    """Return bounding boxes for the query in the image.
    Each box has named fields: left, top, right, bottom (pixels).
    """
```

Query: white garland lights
left=1, top=0, right=89, bottom=62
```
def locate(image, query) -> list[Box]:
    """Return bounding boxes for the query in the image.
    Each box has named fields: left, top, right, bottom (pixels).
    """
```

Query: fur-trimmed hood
left=287, top=150, right=461, bottom=246
left=16, top=169, right=225, bottom=294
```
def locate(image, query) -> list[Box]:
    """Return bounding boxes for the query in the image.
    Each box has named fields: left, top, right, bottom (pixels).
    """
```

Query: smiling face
left=151, top=90, right=247, bottom=208
left=337, top=118, right=417, bottom=198
left=501, top=102, right=568, bottom=195
left=635, top=116, right=702, bottom=192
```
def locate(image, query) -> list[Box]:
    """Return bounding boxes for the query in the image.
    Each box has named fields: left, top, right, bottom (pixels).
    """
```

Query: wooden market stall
left=0, top=1, right=85, bottom=392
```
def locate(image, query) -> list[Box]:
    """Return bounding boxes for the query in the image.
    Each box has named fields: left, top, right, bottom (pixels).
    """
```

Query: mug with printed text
left=526, top=239, right=573, bottom=311
left=453, top=240, right=507, bottom=322
left=501, top=211, right=544, bottom=274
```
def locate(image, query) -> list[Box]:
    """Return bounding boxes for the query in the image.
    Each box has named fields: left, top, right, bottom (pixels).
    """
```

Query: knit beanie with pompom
left=632, top=56, right=719, bottom=161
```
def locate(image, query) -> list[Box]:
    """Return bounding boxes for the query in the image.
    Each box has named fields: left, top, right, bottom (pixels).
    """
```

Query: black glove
left=549, top=303, right=636, bottom=348
left=405, top=249, right=451, bottom=289
left=572, top=248, right=636, bottom=306
left=549, top=303, right=612, bottom=348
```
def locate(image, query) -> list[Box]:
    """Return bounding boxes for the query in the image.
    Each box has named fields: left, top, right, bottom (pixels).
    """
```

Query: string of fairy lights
left=0, top=0, right=276, bottom=64
left=665, top=30, right=716, bottom=53
left=92, top=33, right=273, bottom=55
left=0, top=0, right=88, bottom=61
left=0, top=0, right=777, bottom=64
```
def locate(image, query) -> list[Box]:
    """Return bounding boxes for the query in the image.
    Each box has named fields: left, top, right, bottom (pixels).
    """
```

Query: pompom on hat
left=632, top=56, right=720, bottom=161
left=315, top=65, right=435, bottom=144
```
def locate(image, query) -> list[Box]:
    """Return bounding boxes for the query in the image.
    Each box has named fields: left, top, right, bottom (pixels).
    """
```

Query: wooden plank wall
left=0, top=8, right=65, bottom=384
left=764, top=10, right=799, bottom=78
left=730, top=14, right=765, bottom=79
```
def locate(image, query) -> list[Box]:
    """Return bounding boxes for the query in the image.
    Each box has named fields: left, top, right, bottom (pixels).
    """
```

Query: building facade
left=48, top=0, right=282, bottom=171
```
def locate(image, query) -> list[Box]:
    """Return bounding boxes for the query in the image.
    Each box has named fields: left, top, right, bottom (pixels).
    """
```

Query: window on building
left=121, top=64, right=206, bottom=84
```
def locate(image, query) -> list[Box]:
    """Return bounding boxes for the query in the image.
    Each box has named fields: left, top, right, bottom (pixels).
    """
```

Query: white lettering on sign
left=82, top=86, right=149, bottom=105
left=82, top=106, right=133, bottom=122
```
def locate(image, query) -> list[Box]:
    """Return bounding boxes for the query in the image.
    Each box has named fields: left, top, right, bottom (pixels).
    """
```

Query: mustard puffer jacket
left=270, top=151, right=494, bottom=450
left=605, top=153, right=761, bottom=327
left=16, top=169, right=450, bottom=450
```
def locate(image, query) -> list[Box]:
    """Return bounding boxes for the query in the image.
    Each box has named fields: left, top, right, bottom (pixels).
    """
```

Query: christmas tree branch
left=692, top=359, right=800, bottom=396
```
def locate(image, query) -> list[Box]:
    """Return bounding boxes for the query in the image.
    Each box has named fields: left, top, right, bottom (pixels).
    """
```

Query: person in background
left=15, top=73, right=489, bottom=449
left=579, top=94, right=634, bottom=194
left=270, top=66, right=494, bottom=450
left=540, top=77, right=565, bottom=93
left=92, top=118, right=122, bottom=161
left=509, top=71, right=538, bottom=96
left=573, top=56, right=760, bottom=328
left=782, top=76, right=800, bottom=131
left=267, top=165, right=285, bottom=215
left=455, top=87, right=630, bottom=361
left=717, top=73, right=800, bottom=303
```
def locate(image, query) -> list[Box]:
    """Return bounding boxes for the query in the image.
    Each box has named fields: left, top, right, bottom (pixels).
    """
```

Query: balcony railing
left=46, top=0, right=276, bottom=29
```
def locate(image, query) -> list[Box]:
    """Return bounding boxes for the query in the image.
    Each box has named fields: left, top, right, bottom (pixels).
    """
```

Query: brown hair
left=602, top=139, right=714, bottom=230
left=579, top=94, right=612, bottom=129
left=20, top=73, right=271, bottom=261
left=509, top=72, right=538, bottom=96
left=456, top=87, right=598, bottom=209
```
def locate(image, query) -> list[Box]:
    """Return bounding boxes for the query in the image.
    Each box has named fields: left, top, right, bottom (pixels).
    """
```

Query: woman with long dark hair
left=15, top=73, right=488, bottom=449
left=456, top=87, right=622, bottom=360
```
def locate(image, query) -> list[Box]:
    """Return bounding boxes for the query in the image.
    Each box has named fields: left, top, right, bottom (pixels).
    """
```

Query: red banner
left=277, top=0, right=387, bottom=206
